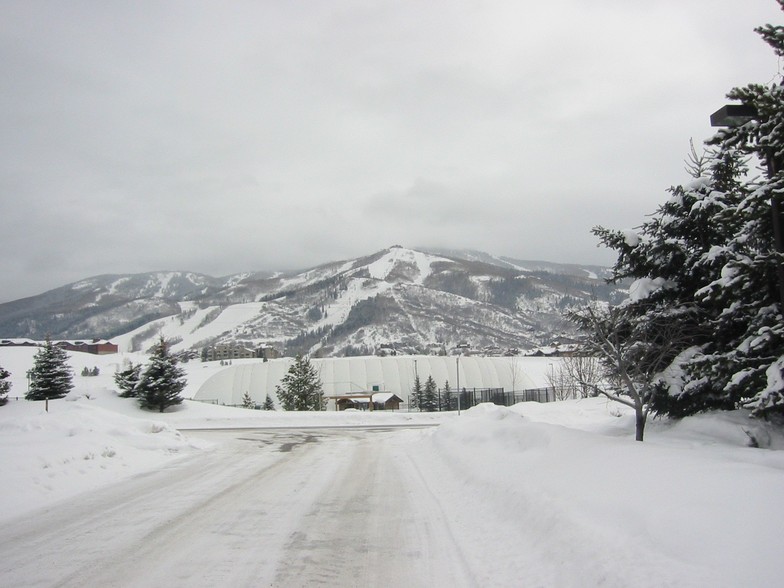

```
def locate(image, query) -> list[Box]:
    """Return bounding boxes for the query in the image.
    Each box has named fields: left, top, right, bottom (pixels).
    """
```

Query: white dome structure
left=192, top=355, right=559, bottom=408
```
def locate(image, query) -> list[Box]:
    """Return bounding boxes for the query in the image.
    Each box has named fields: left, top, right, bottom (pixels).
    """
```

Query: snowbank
left=419, top=400, right=784, bottom=587
left=0, top=394, right=207, bottom=521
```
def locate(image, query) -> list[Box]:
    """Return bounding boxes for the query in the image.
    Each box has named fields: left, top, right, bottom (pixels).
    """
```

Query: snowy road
left=0, top=426, right=480, bottom=588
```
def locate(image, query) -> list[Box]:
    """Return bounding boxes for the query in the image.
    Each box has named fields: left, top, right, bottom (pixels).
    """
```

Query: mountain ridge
left=0, top=247, right=625, bottom=357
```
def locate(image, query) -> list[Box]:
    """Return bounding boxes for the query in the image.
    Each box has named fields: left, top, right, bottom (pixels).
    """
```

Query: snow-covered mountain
left=0, top=247, right=625, bottom=356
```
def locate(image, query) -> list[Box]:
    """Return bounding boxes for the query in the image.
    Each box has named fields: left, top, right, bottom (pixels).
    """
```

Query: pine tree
left=410, top=374, right=422, bottom=410
left=441, top=380, right=453, bottom=411
left=262, top=393, right=275, bottom=411
left=421, top=375, right=438, bottom=412
left=0, top=365, right=10, bottom=406
left=241, top=391, right=255, bottom=409
left=580, top=5, right=784, bottom=423
left=697, top=6, right=784, bottom=419
left=26, top=337, right=73, bottom=401
left=136, top=337, right=186, bottom=413
left=590, top=148, right=751, bottom=419
left=114, top=362, right=142, bottom=398
left=275, top=354, right=325, bottom=411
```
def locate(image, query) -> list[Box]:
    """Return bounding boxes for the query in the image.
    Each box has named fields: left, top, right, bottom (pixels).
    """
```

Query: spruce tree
left=698, top=6, right=784, bottom=419
left=0, top=365, right=10, bottom=406
left=136, top=338, right=186, bottom=412
left=241, top=391, right=255, bottom=409
left=410, top=374, right=422, bottom=410
left=26, top=337, right=73, bottom=401
left=114, top=362, right=142, bottom=398
left=441, top=380, right=453, bottom=411
left=582, top=5, right=784, bottom=422
left=275, top=354, right=324, bottom=411
left=421, top=375, right=438, bottom=412
left=591, top=149, right=751, bottom=418
left=262, top=393, right=275, bottom=411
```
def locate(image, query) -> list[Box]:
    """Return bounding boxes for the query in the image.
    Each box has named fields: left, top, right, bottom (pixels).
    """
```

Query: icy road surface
left=0, top=426, right=481, bottom=588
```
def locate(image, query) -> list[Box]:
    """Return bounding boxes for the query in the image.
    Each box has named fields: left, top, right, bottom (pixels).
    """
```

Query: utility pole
left=456, top=354, right=461, bottom=416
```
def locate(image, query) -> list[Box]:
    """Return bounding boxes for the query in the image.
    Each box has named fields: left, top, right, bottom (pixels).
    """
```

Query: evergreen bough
left=26, top=337, right=73, bottom=401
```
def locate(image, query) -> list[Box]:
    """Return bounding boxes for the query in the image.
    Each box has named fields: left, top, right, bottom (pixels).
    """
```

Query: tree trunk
left=635, top=409, right=646, bottom=442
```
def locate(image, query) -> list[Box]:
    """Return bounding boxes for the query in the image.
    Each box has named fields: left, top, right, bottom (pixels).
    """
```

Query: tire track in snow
left=0, top=430, right=347, bottom=587
left=272, top=430, right=480, bottom=588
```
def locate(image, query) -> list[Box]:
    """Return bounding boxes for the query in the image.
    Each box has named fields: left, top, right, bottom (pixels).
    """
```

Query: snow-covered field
left=1, top=346, right=783, bottom=586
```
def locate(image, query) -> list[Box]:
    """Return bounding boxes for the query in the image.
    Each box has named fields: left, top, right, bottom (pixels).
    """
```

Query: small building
left=57, top=339, right=119, bottom=355
left=451, top=342, right=473, bottom=356
left=256, top=345, right=280, bottom=360
left=371, top=392, right=403, bottom=411
left=205, top=344, right=256, bottom=362
left=376, top=343, right=397, bottom=357
left=331, top=392, right=404, bottom=411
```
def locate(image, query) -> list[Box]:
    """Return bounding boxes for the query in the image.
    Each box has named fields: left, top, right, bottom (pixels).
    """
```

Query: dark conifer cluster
left=577, top=4, right=784, bottom=425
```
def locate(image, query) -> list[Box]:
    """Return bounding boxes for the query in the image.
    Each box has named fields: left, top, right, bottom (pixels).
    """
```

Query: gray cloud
left=0, top=0, right=781, bottom=302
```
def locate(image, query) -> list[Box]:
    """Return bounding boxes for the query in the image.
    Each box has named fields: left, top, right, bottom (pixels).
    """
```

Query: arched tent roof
left=192, top=355, right=559, bottom=407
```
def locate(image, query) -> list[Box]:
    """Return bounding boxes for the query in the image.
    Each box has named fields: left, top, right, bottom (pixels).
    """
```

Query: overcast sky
left=1, top=0, right=781, bottom=302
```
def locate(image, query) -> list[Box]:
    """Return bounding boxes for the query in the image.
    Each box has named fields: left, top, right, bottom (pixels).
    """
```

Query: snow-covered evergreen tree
left=262, top=393, right=275, bottom=411
left=275, top=354, right=324, bottom=411
left=136, top=338, right=186, bottom=413
left=583, top=4, right=784, bottom=422
left=0, top=365, right=10, bottom=406
left=241, top=391, right=255, bottom=409
left=441, top=380, right=453, bottom=411
left=114, top=362, right=142, bottom=398
left=698, top=5, right=784, bottom=419
left=410, top=374, right=422, bottom=410
left=421, top=375, right=438, bottom=412
left=26, top=337, right=73, bottom=401
left=591, top=148, right=751, bottom=418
